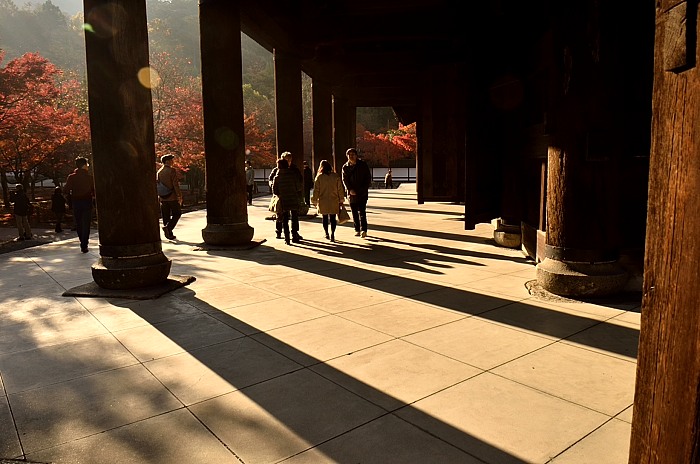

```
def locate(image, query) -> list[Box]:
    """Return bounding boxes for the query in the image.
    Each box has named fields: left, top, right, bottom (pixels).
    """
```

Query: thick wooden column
left=273, top=49, right=304, bottom=172
left=535, top=1, right=631, bottom=296
left=311, top=79, right=333, bottom=171
left=417, top=64, right=466, bottom=203
left=199, top=0, right=253, bottom=245
left=630, top=1, right=700, bottom=461
left=332, top=96, right=355, bottom=171
left=83, top=0, right=170, bottom=289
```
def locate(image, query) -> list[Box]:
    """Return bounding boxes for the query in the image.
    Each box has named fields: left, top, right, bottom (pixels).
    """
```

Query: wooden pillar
left=273, top=49, right=304, bottom=172
left=199, top=0, right=253, bottom=245
left=535, top=1, right=629, bottom=297
left=417, top=64, right=466, bottom=203
left=311, top=79, right=333, bottom=172
left=83, top=0, right=170, bottom=289
left=463, top=42, right=502, bottom=230
left=332, top=96, right=355, bottom=172
left=630, top=0, right=700, bottom=461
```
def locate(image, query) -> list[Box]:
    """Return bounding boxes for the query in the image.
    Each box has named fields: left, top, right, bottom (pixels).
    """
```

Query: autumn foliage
left=0, top=51, right=90, bottom=206
left=0, top=47, right=415, bottom=212
left=356, top=122, right=416, bottom=167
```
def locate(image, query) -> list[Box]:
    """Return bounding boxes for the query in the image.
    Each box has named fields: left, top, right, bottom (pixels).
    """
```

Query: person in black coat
left=341, top=147, right=372, bottom=238
left=272, top=158, right=303, bottom=244
left=51, top=186, right=68, bottom=233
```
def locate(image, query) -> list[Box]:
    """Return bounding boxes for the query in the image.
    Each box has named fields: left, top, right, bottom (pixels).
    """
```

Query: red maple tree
left=357, top=122, right=416, bottom=167
left=150, top=51, right=278, bottom=187
left=0, top=51, right=90, bottom=205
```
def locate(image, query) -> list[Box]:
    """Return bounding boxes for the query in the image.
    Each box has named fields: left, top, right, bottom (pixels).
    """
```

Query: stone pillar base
left=92, top=252, right=172, bottom=290
left=536, top=257, right=629, bottom=297
left=492, top=218, right=522, bottom=248
left=202, top=222, right=254, bottom=246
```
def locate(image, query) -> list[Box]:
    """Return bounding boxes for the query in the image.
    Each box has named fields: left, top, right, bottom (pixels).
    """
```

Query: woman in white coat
left=311, top=159, right=346, bottom=242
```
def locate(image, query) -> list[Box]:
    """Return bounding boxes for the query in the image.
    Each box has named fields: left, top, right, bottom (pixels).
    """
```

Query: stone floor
left=0, top=184, right=641, bottom=463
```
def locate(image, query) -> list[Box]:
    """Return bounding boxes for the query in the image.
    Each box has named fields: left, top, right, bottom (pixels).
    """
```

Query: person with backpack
left=156, top=153, right=182, bottom=240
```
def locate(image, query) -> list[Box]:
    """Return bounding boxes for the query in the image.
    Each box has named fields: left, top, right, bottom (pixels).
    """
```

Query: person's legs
left=304, top=189, right=311, bottom=206
left=349, top=202, right=361, bottom=235
left=22, top=216, right=32, bottom=239
left=15, top=215, right=25, bottom=239
left=330, top=214, right=337, bottom=241
left=55, top=212, right=63, bottom=233
left=160, top=201, right=173, bottom=238
left=168, top=201, right=182, bottom=235
left=322, top=214, right=329, bottom=238
left=73, top=200, right=92, bottom=251
left=160, top=201, right=171, bottom=226
left=358, top=198, right=368, bottom=237
left=282, top=211, right=291, bottom=244
left=291, top=210, right=302, bottom=241
left=275, top=214, right=283, bottom=238
left=247, top=185, right=253, bottom=205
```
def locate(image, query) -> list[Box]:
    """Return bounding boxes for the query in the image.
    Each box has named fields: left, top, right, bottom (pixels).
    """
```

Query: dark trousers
left=247, top=184, right=254, bottom=204
left=304, top=189, right=311, bottom=206
left=276, top=209, right=299, bottom=236
left=72, top=199, right=92, bottom=249
left=349, top=199, right=368, bottom=232
left=322, top=214, right=337, bottom=234
left=54, top=212, right=64, bottom=232
left=160, top=200, right=182, bottom=232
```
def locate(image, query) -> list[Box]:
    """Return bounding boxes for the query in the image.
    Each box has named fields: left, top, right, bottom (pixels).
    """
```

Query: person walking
left=51, top=186, right=67, bottom=233
left=64, top=156, right=95, bottom=252
left=271, top=158, right=303, bottom=245
left=245, top=160, right=255, bottom=205
left=385, top=168, right=393, bottom=189
left=311, top=159, right=345, bottom=242
left=341, top=147, right=372, bottom=238
left=303, top=160, right=314, bottom=207
left=12, top=184, right=32, bottom=241
left=157, top=153, right=182, bottom=240
left=278, top=151, right=303, bottom=240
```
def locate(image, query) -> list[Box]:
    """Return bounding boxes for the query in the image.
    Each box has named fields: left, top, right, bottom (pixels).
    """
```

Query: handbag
left=337, top=204, right=350, bottom=224
left=268, top=195, right=281, bottom=214
left=157, top=181, right=172, bottom=198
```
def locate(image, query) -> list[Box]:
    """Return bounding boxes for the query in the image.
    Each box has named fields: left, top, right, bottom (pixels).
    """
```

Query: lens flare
left=215, top=127, right=239, bottom=150
left=137, top=67, right=161, bottom=89
left=82, top=23, right=95, bottom=33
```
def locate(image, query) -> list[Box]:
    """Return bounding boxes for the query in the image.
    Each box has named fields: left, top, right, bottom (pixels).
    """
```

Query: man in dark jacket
left=272, top=158, right=303, bottom=244
left=276, top=151, right=304, bottom=241
left=341, top=147, right=372, bottom=238
left=64, top=156, right=95, bottom=252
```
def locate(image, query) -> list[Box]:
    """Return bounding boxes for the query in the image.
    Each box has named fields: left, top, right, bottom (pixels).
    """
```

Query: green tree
left=0, top=0, right=84, bottom=72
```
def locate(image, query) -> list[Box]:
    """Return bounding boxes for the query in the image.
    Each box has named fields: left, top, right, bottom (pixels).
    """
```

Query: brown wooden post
left=273, top=49, right=304, bottom=172
left=311, top=79, right=333, bottom=172
left=535, top=2, right=633, bottom=296
left=332, top=96, right=355, bottom=172
left=83, top=0, right=171, bottom=289
left=418, top=64, right=466, bottom=203
left=629, top=1, right=700, bottom=461
left=199, top=0, right=253, bottom=245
